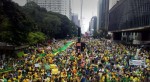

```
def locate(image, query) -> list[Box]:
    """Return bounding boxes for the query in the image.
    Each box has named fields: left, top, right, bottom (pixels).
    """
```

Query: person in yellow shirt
left=73, top=61, right=77, bottom=66
left=23, top=77, right=30, bottom=82
left=45, top=77, right=50, bottom=82
left=146, top=58, right=149, bottom=64
left=41, top=68, right=45, bottom=76
left=8, top=78, right=12, bottom=82
left=130, top=75, right=134, bottom=81
left=78, top=54, right=83, bottom=60
left=12, top=77, right=18, bottom=82
left=49, top=57, right=53, bottom=64
left=33, top=72, right=38, bottom=78
left=28, top=66, right=32, bottom=71
left=132, top=76, right=140, bottom=82
left=62, top=60, right=66, bottom=65
left=61, top=70, right=67, bottom=78
left=18, top=71, right=22, bottom=81
left=100, top=73, right=106, bottom=82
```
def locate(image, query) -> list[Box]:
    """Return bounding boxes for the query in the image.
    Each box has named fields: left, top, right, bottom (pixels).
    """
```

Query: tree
left=23, top=2, right=77, bottom=39
left=0, top=0, right=34, bottom=45
left=43, top=14, right=61, bottom=38
left=0, top=1, right=78, bottom=45
left=27, top=32, right=46, bottom=45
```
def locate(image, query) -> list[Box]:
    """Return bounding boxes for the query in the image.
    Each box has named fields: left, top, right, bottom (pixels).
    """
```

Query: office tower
left=71, top=13, right=80, bottom=27
left=89, top=16, right=97, bottom=36
left=108, top=0, right=150, bottom=44
left=27, top=0, right=71, bottom=19
left=97, top=0, right=109, bottom=31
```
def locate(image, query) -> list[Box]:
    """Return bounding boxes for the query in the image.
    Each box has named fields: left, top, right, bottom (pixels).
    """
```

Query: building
left=97, top=0, right=109, bottom=31
left=27, top=0, right=71, bottom=19
left=89, top=16, right=97, bottom=36
left=71, top=13, right=80, bottom=27
left=108, top=0, right=150, bottom=44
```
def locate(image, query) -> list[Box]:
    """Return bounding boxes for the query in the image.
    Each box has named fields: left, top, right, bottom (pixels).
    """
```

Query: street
left=0, top=39, right=149, bottom=82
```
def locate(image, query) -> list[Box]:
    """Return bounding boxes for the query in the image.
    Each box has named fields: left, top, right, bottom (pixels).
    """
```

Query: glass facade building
left=108, top=0, right=150, bottom=31
left=97, top=0, right=109, bottom=31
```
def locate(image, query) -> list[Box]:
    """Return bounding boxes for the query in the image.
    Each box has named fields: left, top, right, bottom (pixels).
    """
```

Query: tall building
left=97, top=0, right=109, bottom=31
left=27, top=0, right=71, bottom=19
left=89, top=16, right=97, bottom=36
left=108, top=0, right=150, bottom=44
left=71, top=13, right=80, bottom=27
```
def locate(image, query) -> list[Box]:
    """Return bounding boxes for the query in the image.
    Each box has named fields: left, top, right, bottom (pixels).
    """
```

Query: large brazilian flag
left=52, top=41, right=73, bottom=55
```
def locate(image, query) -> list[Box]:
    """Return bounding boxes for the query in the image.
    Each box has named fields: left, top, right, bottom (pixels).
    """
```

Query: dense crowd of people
left=0, top=39, right=149, bottom=82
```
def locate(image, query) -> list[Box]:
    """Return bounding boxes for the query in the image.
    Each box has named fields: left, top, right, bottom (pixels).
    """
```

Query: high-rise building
left=108, top=0, right=150, bottom=44
left=89, top=16, right=97, bottom=36
left=97, top=0, right=109, bottom=31
left=27, top=0, right=71, bottom=19
left=71, top=13, right=80, bottom=27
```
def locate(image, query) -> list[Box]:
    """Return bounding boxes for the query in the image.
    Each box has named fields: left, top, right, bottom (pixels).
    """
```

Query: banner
left=129, top=60, right=145, bottom=66
left=35, top=63, right=41, bottom=67
left=52, top=41, right=73, bottom=55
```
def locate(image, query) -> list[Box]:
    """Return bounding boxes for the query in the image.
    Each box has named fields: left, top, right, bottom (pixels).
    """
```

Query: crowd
left=0, top=39, right=149, bottom=82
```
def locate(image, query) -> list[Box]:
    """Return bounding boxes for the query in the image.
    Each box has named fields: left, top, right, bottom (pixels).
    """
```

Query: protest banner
left=129, top=60, right=145, bottom=66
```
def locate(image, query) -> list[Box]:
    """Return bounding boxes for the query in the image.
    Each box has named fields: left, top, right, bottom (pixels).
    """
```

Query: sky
left=12, top=0, right=98, bottom=33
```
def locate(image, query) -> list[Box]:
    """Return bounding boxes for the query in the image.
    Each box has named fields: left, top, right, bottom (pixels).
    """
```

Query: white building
left=27, top=0, right=71, bottom=19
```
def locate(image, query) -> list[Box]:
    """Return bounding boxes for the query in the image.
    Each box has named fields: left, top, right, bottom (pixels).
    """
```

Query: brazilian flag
left=39, top=53, right=46, bottom=58
left=17, top=51, right=24, bottom=57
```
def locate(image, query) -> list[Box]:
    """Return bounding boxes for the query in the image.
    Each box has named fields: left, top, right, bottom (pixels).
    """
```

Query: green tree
left=0, top=0, right=35, bottom=45
left=23, top=2, right=77, bottom=39
left=43, top=14, right=61, bottom=38
left=27, top=32, right=46, bottom=45
left=0, top=1, right=78, bottom=46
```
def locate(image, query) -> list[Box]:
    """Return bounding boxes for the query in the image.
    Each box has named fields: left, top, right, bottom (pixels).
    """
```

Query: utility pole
left=76, top=0, right=83, bottom=54
left=80, top=0, right=83, bottom=28
left=78, top=0, right=83, bottom=42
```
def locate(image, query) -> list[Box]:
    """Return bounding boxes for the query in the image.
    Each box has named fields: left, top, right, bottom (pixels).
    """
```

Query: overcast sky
left=12, top=0, right=98, bottom=33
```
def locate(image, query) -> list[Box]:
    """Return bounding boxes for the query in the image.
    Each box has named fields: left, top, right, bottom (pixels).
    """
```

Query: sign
left=129, top=60, right=145, bottom=66
left=35, top=63, right=40, bottom=67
